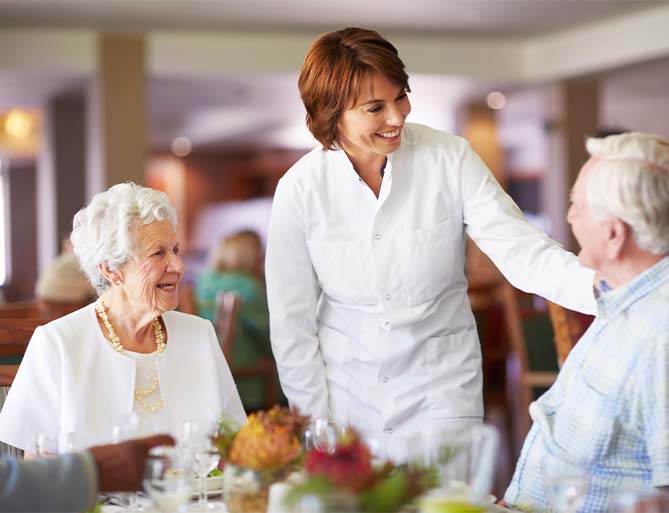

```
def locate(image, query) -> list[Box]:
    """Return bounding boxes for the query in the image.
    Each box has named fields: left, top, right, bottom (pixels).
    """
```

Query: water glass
left=143, top=446, right=191, bottom=513
left=179, top=420, right=221, bottom=511
left=542, top=449, right=588, bottom=513
left=303, top=419, right=346, bottom=454
left=409, top=423, right=499, bottom=502
left=35, top=432, right=57, bottom=457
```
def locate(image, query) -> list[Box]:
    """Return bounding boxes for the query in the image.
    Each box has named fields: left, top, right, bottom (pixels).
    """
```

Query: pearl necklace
left=95, top=299, right=166, bottom=412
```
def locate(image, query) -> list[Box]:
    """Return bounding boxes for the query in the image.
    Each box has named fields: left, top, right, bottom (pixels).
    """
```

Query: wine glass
left=179, top=420, right=221, bottom=512
left=59, top=431, right=80, bottom=454
left=303, top=419, right=345, bottom=454
left=111, top=413, right=145, bottom=512
left=143, top=446, right=191, bottom=513
left=542, top=448, right=589, bottom=513
left=35, top=432, right=57, bottom=457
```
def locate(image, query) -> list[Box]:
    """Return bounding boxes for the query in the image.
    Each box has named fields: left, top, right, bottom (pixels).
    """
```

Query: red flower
left=304, top=432, right=376, bottom=492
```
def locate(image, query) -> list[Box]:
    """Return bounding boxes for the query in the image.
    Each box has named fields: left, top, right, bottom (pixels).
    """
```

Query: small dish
left=191, top=475, right=224, bottom=495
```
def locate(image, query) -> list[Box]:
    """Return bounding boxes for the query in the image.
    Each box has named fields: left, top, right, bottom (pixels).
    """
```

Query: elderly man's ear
left=98, top=262, right=123, bottom=286
left=606, top=218, right=629, bottom=260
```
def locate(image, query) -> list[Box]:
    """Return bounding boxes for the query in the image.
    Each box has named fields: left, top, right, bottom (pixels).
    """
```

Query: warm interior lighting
left=486, top=91, right=506, bottom=110
left=4, top=109, right=33, bottom=139
left=171, top=136, right=192, bottom=157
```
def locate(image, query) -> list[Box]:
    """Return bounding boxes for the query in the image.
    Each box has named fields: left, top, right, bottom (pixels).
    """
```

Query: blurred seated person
left=195, top=230, right=278, bottom=411
left=0, top=434, right=173, bottom=513
left=504, top=132, right=669, bottom=512
left=34, top=239, right=96, bottom=318
left=0, top=183, right=245, bottom=457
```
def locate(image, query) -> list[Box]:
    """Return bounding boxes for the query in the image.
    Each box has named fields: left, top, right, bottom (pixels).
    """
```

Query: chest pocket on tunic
left=307, top=239, right=375, bottom=305
left=395, top=218, right=454, bottom=306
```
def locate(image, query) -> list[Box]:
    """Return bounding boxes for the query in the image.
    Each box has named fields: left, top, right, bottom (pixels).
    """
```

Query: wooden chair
left=0, top=300, right=90, bottom=320
left=214, top=291, right=279, bottom=411
left=0, top=318, right=48, bottom=361
left=0, top=317, right=46, bottom=459
left=469, top=280, right=558, bottom=444
left=215, top=291, right=242, bottom=360
left=0, top=301, right=41, bottom=319
left=497, top=284, right=558, bottom=438
left=177, top=283, right=197, bottom=315
left=547, top=302, right=594, bottom=366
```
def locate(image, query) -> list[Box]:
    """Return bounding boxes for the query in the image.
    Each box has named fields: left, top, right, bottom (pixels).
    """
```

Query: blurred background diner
left=0, top=0, right=668, bottom=497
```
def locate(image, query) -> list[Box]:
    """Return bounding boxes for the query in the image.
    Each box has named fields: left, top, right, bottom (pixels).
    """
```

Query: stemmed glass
left=542, top=448, right=589, bottom=513
left=143, top=446, right=191, bottom=513
left=303, top=419, right=345, bottom=454
left=111, top=413, right=145, bottom=512
left=179, top=420, right=221, bottom=512
left=35, top=432, right=57, bottom=457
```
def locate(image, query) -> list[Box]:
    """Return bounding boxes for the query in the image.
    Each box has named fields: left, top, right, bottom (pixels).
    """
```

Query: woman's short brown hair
left=298, top=27, right=410, bottom=150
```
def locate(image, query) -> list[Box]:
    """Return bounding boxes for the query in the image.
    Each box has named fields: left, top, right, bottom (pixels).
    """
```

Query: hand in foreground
left=89, top=434, right=175, bottom=492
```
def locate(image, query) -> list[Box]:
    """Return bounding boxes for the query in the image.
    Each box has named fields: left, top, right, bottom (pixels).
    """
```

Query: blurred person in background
left=0, top=183, right=245, bottom=457
left=34, top=238, right=96, bottom=318
left=265, top=27, right=598, bottom=461
left=195, top=230, right=279, bottom=412
left=505, top=132, right=669, bottom=512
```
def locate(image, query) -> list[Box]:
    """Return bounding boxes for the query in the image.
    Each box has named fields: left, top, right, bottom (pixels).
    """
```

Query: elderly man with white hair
left=504, top=132, right=669, bottom=513
left=0, top=183, right=245, bottom=457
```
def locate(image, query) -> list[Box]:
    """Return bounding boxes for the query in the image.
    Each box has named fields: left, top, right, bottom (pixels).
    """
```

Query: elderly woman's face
left=120, top=220, right=184, bottom=314
left=337, top=71, right=411, bottom=163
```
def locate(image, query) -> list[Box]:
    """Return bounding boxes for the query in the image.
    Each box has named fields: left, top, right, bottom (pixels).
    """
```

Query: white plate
left=191, top=487, right=223, bottom=499
left=191, top=475, right=224, bottom=498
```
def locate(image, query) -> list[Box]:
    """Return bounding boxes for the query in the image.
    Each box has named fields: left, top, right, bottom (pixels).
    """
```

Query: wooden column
left=87, top=34, right=146, bottom=198
left=543, top=80, right=599, bottom=250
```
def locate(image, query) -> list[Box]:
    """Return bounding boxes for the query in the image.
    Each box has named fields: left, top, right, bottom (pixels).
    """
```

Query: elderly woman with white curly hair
left=0, top=183, right=246, bottom=457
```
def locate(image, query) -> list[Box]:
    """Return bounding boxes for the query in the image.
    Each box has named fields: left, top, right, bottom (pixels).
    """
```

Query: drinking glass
left=111, top=413, right=144, bottom=512
left=303, top=419, right=346, bottom=454
left=143, top=446, right=191, bottom=513
left=179, top=420, right=221, bottom=512
left=35, top=432, right=57, bottom=457
left=542, top=449, right=588, bottom=513
left=409, top=423, right=499, bottom=504
left=59, top=431, right=80, bottom=454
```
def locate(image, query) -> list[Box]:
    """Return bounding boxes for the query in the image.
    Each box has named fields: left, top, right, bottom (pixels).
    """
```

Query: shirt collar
left=596, top=256, right=669, bottom=319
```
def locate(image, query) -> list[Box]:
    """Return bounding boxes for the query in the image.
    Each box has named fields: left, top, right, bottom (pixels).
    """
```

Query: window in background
left=0, top=160, right=7, bottom=286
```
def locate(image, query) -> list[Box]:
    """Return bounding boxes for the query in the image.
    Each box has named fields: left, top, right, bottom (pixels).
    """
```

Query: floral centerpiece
left=213, top=406, right=308, bottom=513
left=285, top=430, right=438, bottom=513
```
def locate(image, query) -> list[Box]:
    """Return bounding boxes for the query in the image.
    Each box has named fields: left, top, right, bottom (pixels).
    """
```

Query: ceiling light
left=486, top=91, right=506, bottom=110
left=171, top=136, right=192, bottom=157
left=5, top=109, right=32, bottom=139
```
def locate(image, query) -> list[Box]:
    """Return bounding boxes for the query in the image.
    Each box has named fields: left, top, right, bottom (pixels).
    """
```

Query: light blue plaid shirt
left=505, top=257, right=669, bottom=513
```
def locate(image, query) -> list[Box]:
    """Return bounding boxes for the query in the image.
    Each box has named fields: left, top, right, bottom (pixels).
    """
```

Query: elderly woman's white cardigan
left=0, top=304, right=246, bottom=453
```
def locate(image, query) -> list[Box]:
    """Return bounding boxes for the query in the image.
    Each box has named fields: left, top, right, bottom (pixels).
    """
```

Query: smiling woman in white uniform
left=265, top=27, right=596, bottom=460
left=0, top=183, right=246, bottom=456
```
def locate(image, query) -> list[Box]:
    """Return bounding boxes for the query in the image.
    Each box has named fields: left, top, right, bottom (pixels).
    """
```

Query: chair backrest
left=0, top=317, right=41, bottom=460
left=0, top=301, right=41, bottom=319
left=214, top=291, right=241, bottom=361
left=0, top=383, right=23, bottom=459
left=0, top=318, right=47, bottom=360
left=469, top=280, right=558, bottom=444
left=547, top=302, right=594, bottom=366
left=177, top=283, right=197, bottom=315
